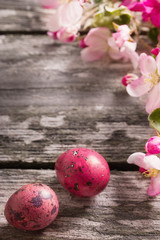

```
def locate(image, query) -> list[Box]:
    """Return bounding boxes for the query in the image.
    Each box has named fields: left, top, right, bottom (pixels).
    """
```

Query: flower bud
left=151, top=48, right=160, bottom=56
left=145, top=136, right=160, bottom=154
left=121, top=73, right=138, bottom=86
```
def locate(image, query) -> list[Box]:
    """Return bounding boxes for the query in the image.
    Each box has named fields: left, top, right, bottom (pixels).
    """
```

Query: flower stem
left=156, top=130, right=160, bottom=137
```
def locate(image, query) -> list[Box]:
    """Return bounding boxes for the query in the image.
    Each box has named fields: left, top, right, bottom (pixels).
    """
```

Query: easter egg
left=4, top=183, right=59, bottom=231
left=55, top=148, right=110, bottom=197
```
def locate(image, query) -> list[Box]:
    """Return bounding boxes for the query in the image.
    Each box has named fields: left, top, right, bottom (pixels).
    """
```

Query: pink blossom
left=127, top=152, right=160, bottom=196
left=47, top=1, right=83, bottom=33
left=47, top=28, right=76, bottom=43
left=120, top=0, right=145, bottom=11
left=112, top=25, right=131, bottom=47
left=142, top=0, right=160, bottom=28
left=108, top=37, right=139, bottom=69
left=106, top=24, right=139, bottom=68
left=81, top=28, right=111, bottom=62
left=126, top=52, right=160, bottom=113
left=121, top=0, right=160, bottom=28
left=145, top=136, right=160, bottom=154
left=81, top=25, right=139, bottom=66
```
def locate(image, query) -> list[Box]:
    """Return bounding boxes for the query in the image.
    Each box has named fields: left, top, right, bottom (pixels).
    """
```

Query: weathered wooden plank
left=0, top=0, right=38, bottom=10
left=0, top=35, right=153, bottom=165
left=0, top=105, right=153, bottom=165
left=0, top=0, right=46, bottom=32
left=0, top=170, right=160, bottom=240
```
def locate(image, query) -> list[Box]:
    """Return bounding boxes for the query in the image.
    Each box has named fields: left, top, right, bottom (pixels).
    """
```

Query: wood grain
left=0, top=0, right=46, bottom=32
left=0, top=169, right=160, bottom=240
left=0, top=1, right=157, bottom=239
left=0, top=35, right=154, bottom=165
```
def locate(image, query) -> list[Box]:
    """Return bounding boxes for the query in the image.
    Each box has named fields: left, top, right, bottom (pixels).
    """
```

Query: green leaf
left=93, top=11, right=114, bottom=29
left=93, top=0, right=103, bottom=4
left=148, top=108, right=160, bottom=132
left=148, top=28, right=159, bottom=44
left=114, top=14, right=131, bottom=25
left=93, top=4, right=131, bottom=30
left=104, top=6, right=126, bottom=16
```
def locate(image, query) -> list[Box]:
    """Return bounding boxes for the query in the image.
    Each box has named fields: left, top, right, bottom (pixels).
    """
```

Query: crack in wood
left=0, top=161, right=138, bottom=171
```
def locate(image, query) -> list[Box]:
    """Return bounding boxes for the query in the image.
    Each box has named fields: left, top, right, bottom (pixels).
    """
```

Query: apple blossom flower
left=126, top=52, right=160, bottom=113
left=108, top=36, right=139, bottom=69
left=122, top=0, right=160, bottom=28
left=104, top=24, right=139, bottom=68
left=112, top=24, right=131, bottom=48
left=47, top=27, right=76, bottom=43
left=81, top=25, right=139, bottom=66
left=120, top=0, right=145, bottom=11
left=47, top=1, right=83, bottom=33
left=142, top=0, right=160, bottom=28
left=127, top=151, right=160, bottom=196
left=81, top=27, right=111, bottom=62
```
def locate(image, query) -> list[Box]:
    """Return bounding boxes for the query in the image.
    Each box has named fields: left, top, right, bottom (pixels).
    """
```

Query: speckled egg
left=4, top=183, right=59, bottom=231
left=55, top=148, right=110, bottom=197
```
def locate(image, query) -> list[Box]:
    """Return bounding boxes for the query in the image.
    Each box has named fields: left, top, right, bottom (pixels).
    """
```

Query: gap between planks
left=0, top=161, right=138, bottom=171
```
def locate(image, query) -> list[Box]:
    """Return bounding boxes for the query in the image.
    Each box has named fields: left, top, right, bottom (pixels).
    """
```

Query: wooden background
left=0, top=1, right=159, bottom=239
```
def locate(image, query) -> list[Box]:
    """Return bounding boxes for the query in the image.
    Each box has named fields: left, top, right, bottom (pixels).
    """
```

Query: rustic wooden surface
left=1, top=170, right=160, bottom=240
left=0, top=34, right=154, bottom=166
left=0, top=0, right=159, bottom=239
left=0, top=0, right=45, bottom=32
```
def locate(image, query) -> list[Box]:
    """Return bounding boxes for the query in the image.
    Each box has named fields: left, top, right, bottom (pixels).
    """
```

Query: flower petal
left=129, top=51, right=139, bottom=69
left=127, top=152, right=146, bottom=168
left=108, top=47, right=122, bottom=60
left=150, top=9, right=160, bottom=28
left=139, top=53, right=157, bottom=75
left=59, top=2, right=83, bottom=27
left=108, top=37, right=122, bottom=60
left=84, top=28, right=110, bottom=49
left=121, top=0, right=145, bottom=11
left=81, top=47, right=106, bottom=62
left=143, top=154, right=160, bottom=170
left=129, top=2, right=145, bottom=11
left=56, top=28, right=76, bottom=43
left=127, top=152, right=160, bottom=170
left=126, top=76, right=151, bottom=97
left=121, top=41, right=139, bottom=69
left=156, top=52, right=160, bottom=75
left=147, top=174, right=160, bottom=196
left=146, top=82, right=160, bottom=113
left=112, top=25, right=130, bottom=47
left=47, top=11, right=61, bottom=32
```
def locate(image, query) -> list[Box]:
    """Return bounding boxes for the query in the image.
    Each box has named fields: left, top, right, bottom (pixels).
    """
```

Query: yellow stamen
left=144, top=73, right=160, bottom=86
left=112, top=22, right=119, bottom=31
left=143, top=169, right=159, bottom=177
